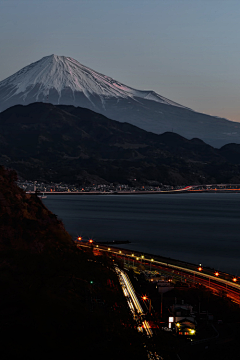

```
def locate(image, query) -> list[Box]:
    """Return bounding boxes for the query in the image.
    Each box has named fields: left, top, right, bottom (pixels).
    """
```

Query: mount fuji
left=1, top=54, right=240, bottom=147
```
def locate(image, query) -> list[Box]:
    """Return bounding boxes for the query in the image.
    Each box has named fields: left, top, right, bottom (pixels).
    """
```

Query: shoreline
left=33, top=190, right=240, bottom=195
left=79, top=241, right=237, bottom=279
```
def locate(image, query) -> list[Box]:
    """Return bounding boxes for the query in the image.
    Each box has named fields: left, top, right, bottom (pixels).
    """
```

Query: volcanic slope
left=1, top=102, right=240, bottom=185
left=0, top=54, right=240, bottom=147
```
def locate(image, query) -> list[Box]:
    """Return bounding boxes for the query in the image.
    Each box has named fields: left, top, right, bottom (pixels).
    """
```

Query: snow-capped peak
left=0, top=54, right=188, bottom=108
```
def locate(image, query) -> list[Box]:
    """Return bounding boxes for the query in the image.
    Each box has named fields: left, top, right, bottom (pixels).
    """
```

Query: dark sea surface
left=43, top=193, right=240, bottom=275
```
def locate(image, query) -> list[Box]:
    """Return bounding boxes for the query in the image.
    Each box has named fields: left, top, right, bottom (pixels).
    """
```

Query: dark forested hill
left=1, top=102, right=240, bottom=185
left=0, top=166, right=146, bottom=359
left=0, top=165, right=72, bottom=251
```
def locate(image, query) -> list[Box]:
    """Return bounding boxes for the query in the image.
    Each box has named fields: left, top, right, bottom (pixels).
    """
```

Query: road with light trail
left=115, top=266, right=153, bottom=338
left=77, top=242, right=240, bottom=304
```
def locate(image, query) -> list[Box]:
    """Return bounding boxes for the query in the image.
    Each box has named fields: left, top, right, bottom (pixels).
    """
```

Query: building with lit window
left=169, top=303, right=197, bottom=336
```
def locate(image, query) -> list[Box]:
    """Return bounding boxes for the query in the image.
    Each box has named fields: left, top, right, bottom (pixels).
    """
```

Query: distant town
left=17, top=180, right=240, bottom=194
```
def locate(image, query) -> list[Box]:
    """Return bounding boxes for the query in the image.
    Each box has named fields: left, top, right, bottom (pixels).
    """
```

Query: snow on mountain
left=1, top=54, right=240, bottom=147
left=0, top=54, right=188, bottom=109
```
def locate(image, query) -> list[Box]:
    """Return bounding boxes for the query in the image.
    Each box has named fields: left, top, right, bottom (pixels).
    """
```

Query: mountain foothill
left=1, top=102, right=240, bottom=186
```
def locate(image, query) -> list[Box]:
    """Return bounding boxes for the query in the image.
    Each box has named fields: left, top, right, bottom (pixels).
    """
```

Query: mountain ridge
left=1, top=102, right=240, bottom=185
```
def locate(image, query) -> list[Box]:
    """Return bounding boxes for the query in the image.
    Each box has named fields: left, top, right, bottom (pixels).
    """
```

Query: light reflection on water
left=43, top=193, right=240, bottom=274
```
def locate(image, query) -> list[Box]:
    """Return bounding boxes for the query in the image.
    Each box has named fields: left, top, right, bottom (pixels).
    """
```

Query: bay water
left=43, top=193, right=240, bottom=275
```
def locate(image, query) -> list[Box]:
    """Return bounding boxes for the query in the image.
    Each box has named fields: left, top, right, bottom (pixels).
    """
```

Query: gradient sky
left=0, top=0, right=239, bottom=122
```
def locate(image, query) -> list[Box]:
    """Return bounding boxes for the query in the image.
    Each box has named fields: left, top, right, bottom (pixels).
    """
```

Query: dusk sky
left=1, top=0, right=239, bottom=122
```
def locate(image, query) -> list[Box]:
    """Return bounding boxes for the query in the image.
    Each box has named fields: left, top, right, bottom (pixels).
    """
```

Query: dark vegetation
left=0, top=166, right=146, bottom=359
left=1, top=102, right=240, bottom=185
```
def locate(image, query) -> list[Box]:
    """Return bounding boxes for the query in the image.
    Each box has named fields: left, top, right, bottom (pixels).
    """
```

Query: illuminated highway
left=77, top=242, right=240, bottom=304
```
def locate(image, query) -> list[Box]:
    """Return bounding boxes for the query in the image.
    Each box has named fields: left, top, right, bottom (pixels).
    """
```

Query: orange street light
left=215, top=272, right=219, bottom=276
left=233, top=277, right=237, bottom=282
left=142, top=295, right=151, bottom=313
left=78, top=237, right=82, bottom=241
left=89, top=239, right=93, bottom=243
left=198, top=267, right=202, bottom=271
